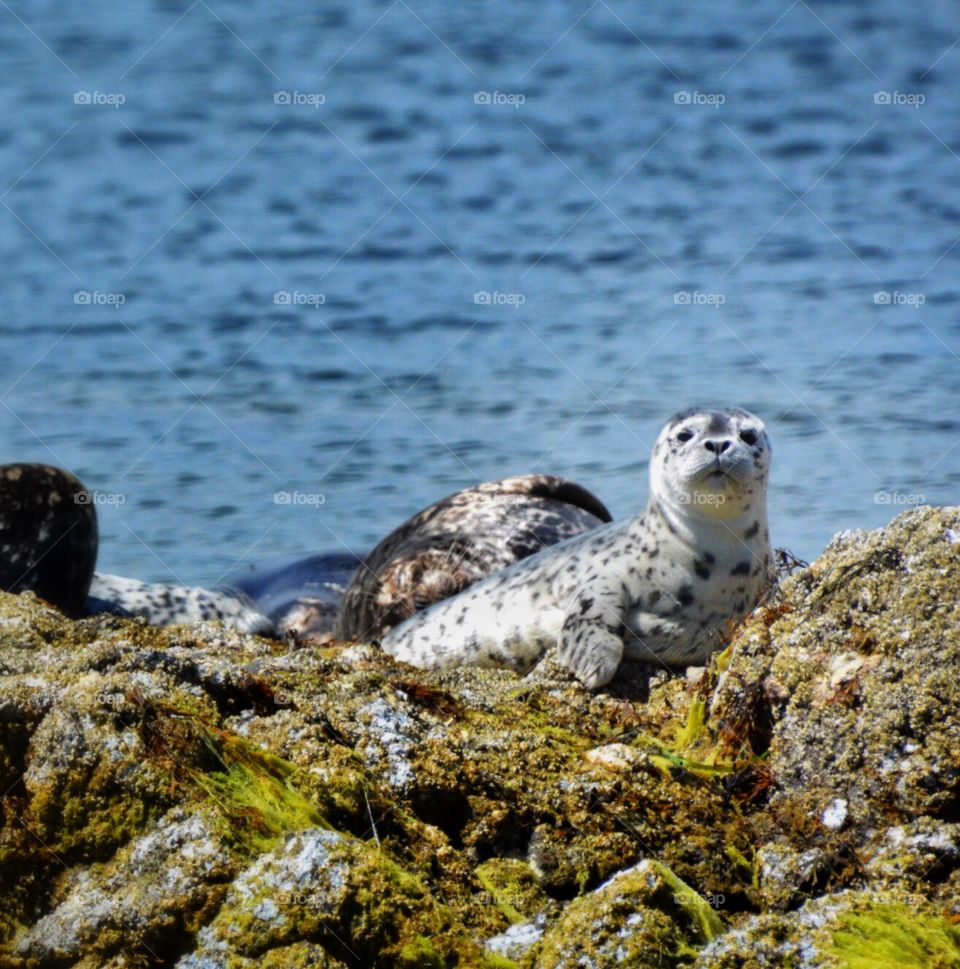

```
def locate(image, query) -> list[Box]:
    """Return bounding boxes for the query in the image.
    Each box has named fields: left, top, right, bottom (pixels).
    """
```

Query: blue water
left=1, top=0, right=958, bottom=586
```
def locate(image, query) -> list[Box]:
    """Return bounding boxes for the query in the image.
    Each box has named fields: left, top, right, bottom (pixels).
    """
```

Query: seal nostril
left=705, top=439, right=732, bottom=454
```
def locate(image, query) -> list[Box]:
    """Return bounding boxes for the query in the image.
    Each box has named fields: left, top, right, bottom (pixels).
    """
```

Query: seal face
left=381, top=408, right=774, bottom=689
left=333, top=475, right=612, bottom=642
left=0, top=464, right=97, bottom=617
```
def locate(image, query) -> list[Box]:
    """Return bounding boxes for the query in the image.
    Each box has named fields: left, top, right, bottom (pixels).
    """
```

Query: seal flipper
left=558, top=583, right=628, bottom=689
left=523, top=477, right=612, bottom=526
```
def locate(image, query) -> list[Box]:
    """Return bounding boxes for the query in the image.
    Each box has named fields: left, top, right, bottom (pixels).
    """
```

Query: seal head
left=651, top=407, right=771, bottom=522
left=0, top=464, right=97, bottom=617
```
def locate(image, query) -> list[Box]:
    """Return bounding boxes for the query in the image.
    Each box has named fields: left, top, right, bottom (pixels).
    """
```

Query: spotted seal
left=0, top=462, right=274, bottom=632
left=224, top=552, right=360, bottom=637
left=381, top=408, right=774, bottom=688
left=333, top=475, right=612, bottom=641
left=0, top=464, right=98, bottom=617
left=87, top=474, right=609, bottom=638
left=0, top=463, right=609, bottom=639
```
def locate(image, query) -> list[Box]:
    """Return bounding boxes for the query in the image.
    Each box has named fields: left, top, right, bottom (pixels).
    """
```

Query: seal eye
left=676, top=430, right=694, bottom=443
left=739, top=429, right=758, bottom=446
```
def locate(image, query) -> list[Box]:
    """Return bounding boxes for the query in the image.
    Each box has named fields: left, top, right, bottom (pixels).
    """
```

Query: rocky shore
left=1, top=506, right=959, bottom=968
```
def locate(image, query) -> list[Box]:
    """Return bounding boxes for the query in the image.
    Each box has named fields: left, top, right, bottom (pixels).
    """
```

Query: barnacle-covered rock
left=0, top=507, right=958, bottom=966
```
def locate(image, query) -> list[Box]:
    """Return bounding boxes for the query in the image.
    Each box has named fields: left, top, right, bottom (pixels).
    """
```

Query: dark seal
left=0, top=463, right=98, bottom=617
left=333, top=474, right=611, bottom=642
left=223, top=552, right=360, bottom=638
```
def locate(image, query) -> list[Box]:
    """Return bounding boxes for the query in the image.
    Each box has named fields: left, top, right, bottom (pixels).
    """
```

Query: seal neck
left=644, top=494, right=766, bottom=553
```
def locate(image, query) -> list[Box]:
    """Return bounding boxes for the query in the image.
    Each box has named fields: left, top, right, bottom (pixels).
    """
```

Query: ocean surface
left=1, top=0, right=958, bottom=586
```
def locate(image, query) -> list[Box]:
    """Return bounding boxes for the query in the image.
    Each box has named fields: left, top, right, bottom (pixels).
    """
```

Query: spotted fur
left=334, top=474, right=611, bottom=641
left=381, top=408, right=774, bottom=689
left=87, top=573, right=275, bottom=635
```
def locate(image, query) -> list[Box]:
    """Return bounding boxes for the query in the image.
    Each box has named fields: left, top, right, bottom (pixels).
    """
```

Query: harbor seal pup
left=334, top=475, right=611, bottom=641
left=381, top=408, right=774, bottom=689
left=0, top=464, right=98, bottom=617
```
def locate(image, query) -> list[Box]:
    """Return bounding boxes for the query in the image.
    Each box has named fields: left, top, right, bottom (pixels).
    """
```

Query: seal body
left=381, top=409, right=774, bottom=688
left=0, top=464, right=98, bottom=617
left=334, top=475, right=611, bottom=642
left=224, top=552, right=360, bottom=638
left=87, top=573, right=275, bottom=635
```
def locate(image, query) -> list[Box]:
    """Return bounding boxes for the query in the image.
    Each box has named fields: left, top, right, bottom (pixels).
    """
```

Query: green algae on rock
left=526, top=859, right=724, bottom=968
left=0, top=506, right=959, bottom=966
left=693, top=890, right=960, bottom=968
left=178, top=826, right=495, bottom=968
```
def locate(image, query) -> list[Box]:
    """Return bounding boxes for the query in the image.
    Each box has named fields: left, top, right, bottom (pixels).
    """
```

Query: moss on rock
left=713, top=506, right=960, bottom=904
left=527, top=859, right=723, bottom=968
left=0, top=507, right=959, bottom=965
left=694, top=890, right=960, bottom=968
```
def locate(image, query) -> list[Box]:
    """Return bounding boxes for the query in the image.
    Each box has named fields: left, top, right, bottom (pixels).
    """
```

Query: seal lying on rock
left=87, top=476, right=608, bottom=637
left=223, top=552, right=360, bottom=637
left=0, top=463, right=609, bottom=638
left=0, top=463, right=291, bottom=633
left=381, top=408, right=774, bottom=689
left=85, top=476, right=608, bottom=637
left=0, top=464, right=98, bottom=617
left=333, top=475, right=612, bottom=641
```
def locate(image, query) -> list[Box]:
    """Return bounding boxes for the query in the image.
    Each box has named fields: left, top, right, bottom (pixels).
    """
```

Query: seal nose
left=704, top=439, right=732, bottom=455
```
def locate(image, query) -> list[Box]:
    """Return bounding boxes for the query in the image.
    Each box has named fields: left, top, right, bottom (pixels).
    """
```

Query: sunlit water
left=1, top=0, right=958, bottom=585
